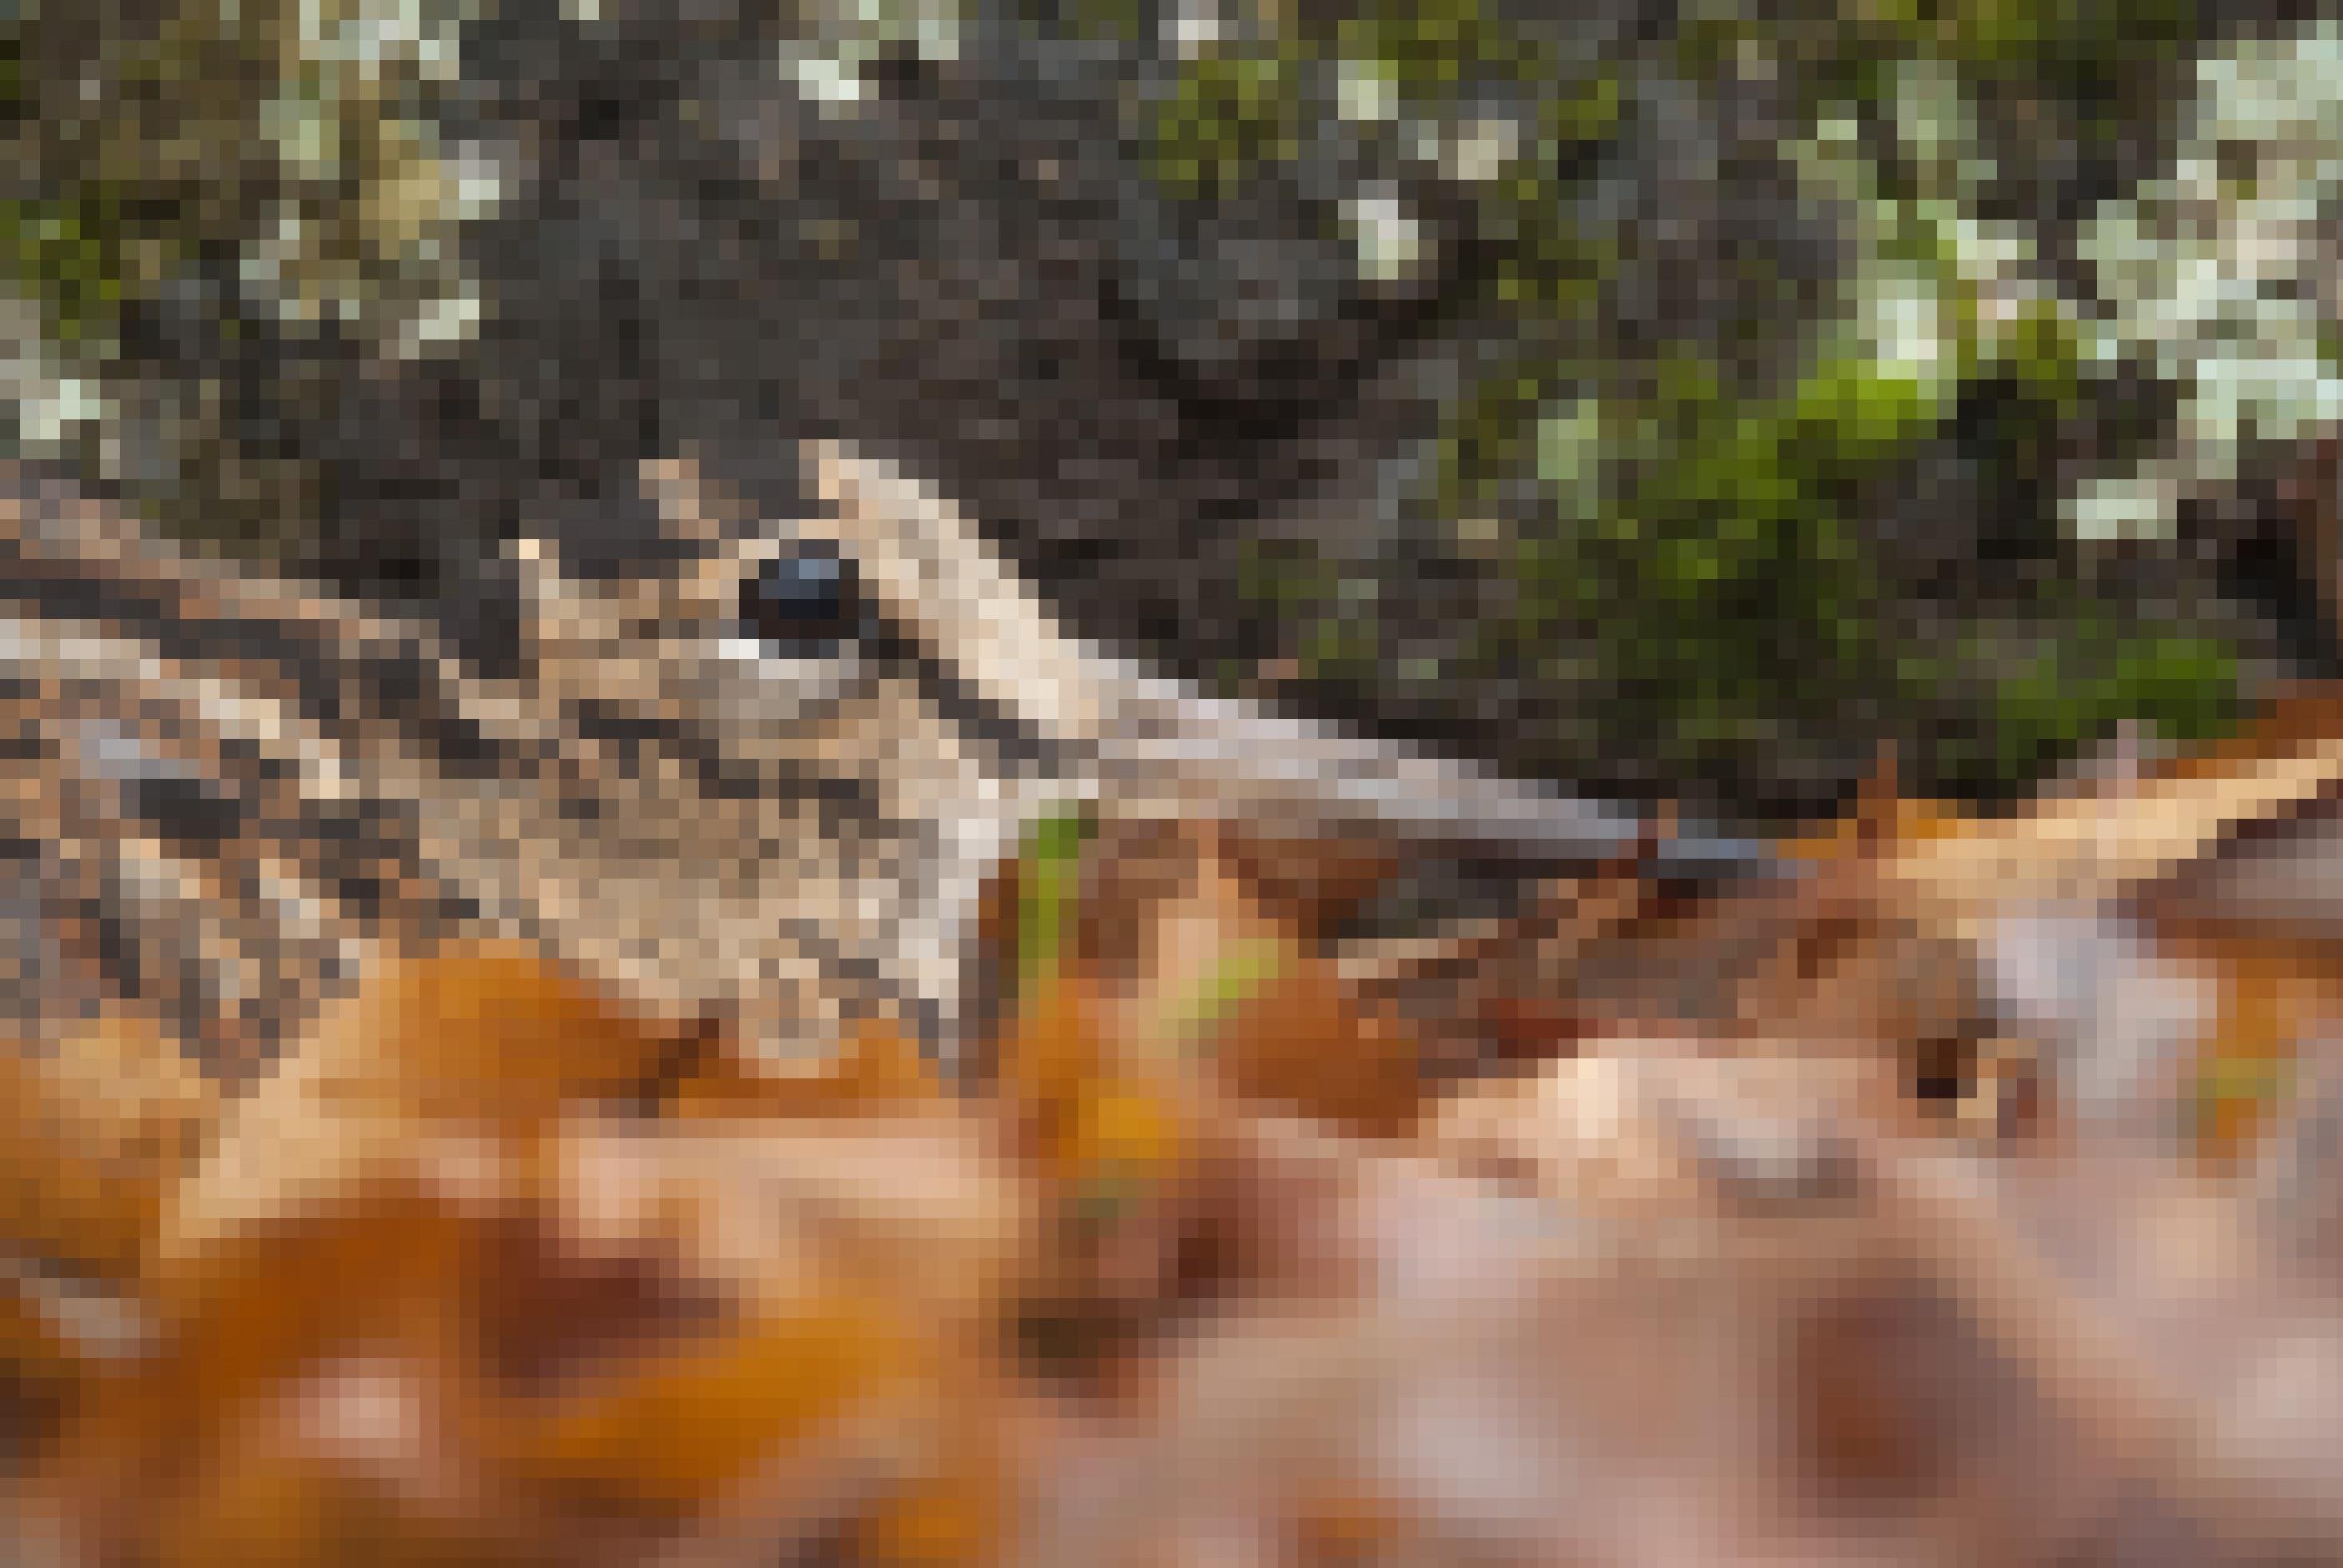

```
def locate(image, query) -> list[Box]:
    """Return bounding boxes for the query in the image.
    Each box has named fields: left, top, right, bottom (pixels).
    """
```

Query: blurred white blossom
left=2073, top=21, right=2343, bottom=539
left=1347, top=187, right=1425, bottom=284
left=1336, top=58, right=1399, bottom=125
left=780, top=0, right=965, bottom=117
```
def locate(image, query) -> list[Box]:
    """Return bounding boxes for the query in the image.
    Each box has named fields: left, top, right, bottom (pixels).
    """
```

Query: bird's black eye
left=740, top=544, right=857, bottom=655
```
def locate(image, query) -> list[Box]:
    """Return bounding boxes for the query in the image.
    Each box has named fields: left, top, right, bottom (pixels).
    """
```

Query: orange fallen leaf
left=0, top=1284, right=82, bottom=1410
left=165, top=940, right=701, bottom=1264
left=308, top=940, right=702, bottom=1126
left=0, top=1010, right=217, bottom=1287
left=488, top=1292, right=927, bottom=1518
left=2161, top=931, right=2343, bottom=1166
left=531, top=1113, right=1033, bottom=1338
left=852, top=1461, right=1008, bottom=1567
left=661, top=1016, right=944, bottom=1122
left=1058, top=819, right=1430, bottom=1142
left=1208, top=956, right=1427, bottom=1142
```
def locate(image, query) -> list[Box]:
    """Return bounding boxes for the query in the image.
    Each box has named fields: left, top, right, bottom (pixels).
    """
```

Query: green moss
left=1030, top=0, right=1143, bottom=44
left=1547, top=69, right=1622, bottom=148
left=1791, top=353, right=1944, bottom=459
left=2003, top=297, right=2085, bottom=415
left=1674, top=11, right=1758, bottom=85
left=2101, top=630, right=2239, bottom=744
left=1119, top=0, right=2238, bottom=809
left=1941, top=0, right=2197, bottom=75
left=1331, top=0, right=1559, bottom=101
left=1301, top=609, right=1378, bottom=681
left=1150, top=42, right=1308, bottom=200
left=1952, top=610, right=2240, bottom=794
left=1436, top=289, right=2241, bottom=804
left=1440, top=366, right=1562, bottom=507
left=1236, top=536, right=1334, bottom=613
left=1, top=185, right=153, bottom=347
left=1455, top=339, right=1919, bottom=786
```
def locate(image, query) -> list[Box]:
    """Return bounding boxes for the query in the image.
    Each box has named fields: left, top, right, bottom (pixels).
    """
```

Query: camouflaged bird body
left=0, top=451, right=1027, bottom=1072
left=1, top=442, right=1779, bottom=1077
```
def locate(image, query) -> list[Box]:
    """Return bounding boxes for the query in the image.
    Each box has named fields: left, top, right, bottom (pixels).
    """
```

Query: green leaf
left=1158, top=935, right=1287, bottom=1050
left=1016, top=806, right=1096, bottom=989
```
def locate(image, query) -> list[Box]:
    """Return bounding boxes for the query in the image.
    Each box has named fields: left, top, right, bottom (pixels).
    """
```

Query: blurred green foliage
left=1329, top=0, right=1558, bottom=99
left=1151, top=42, right=1308, bottom=199
left=1970, top=613, right=2238, bottom=787
left=0, top=186, right=149, bottom=348
left=1718, top=0, right=2200, bottom=119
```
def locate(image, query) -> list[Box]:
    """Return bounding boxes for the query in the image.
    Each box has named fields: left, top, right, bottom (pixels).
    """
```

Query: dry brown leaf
left=0, top=1010, right=218, bottom=1287
left=1872, top=713, right=2343, bottom=921
left=534, top=1113, right=1032, bottom=1336
left=1215, top=826, right=1401, bottom=939
left=1424, top=1030, right=1884, bottom=1230
left=985, top=971, right=1204, bottom=1388
left=50, top=1108, right=1031, bottom=1566
left=1425, top=1047, right=1700, bottom=1218
left=1207, top=959, right=1428, bottom=1143
left=165, top=941, right=703, bottom=1264
left=0, top=1281, right=70, bottom=1373
left=1759, top=699, right=2343, bottom=1161
left=658, top=1018, right=943, bottom=1122
left=992, top=974, right=1125, bottom=1168
left=30, top=1181, right=490, bottom=1566
left=291, top=940, right=704, bottom=1125
left=842, top=1447, right=1015, bottom=1568
left=1026, top=1111, right=1905, bottom=1568
left=487, top=1292, right=927, bottom=1518
left=1066, top=820, right=1431, bottom=1141
left=141, top=1351, right=538, bottom=1568
left=23, top=931, right=1040, bottom=1568
left=1781, top=793, right=1975, bottom=868
left=2154, top=932, right=2343, bottom=1165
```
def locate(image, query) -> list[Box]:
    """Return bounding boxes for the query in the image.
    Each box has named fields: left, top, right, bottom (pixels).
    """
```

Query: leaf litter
left=17, top=695, right=2343, bottom=1562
